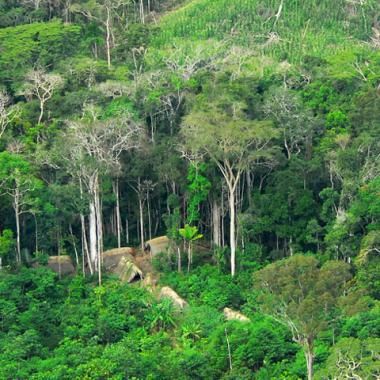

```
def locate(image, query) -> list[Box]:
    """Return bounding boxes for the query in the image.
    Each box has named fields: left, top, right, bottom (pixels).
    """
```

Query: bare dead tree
left=64, top=114, right=142, bottom=284
left=22, top=68, right=63, bottom=124
left=21, top=0, right=44, bottom=10
left=0, top=91, right=19, bottom=139
left=71, top=0, right=129, bottom=68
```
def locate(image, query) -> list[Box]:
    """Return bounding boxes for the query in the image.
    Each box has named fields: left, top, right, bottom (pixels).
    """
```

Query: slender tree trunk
left=304, top=343, right=314, bottom=380
left=289, top=236, right=294, bottom=256
left=80, top=178, right=93, bottom=275
left=14, top=190, right=21, bottom=263
left=105, top=6, right=112, bottom=68
left=212, top=199, right=221, bottom=247
left=125, top=217, right=129, bottom=244
left=187, top=242, right=192, bottom=273
left=147, top=191, right=152, bottom=241
left=89, top=198, right=97, bottom=268
left=228, top=185, right=236, bottom=277
left=114, top=179, right=122, bottom=248
left=139, top=196, right=144, bottom=251
left=81, top=214, right=92, bottom=275
left=177, top=247, right=181, bottom=273
left=63, top=0, right=71, bottom=23
left=94, top=179, right=102, bottom=286
left=32, top=212, right=38, bottom=253
left=273, top=0, right=284, bottom=28
left=154, top=210, right=160, bottom=236
left=57, top=227, right=62, bottom=280
left=69, top=224, right=79, bottom=266
left=139, top=0, right=145, bottom=23
left=246, top=170, right=252, bottom=207
left=221, top=186, right=225, bottom=248
left=38, top=100, right=44, bottom=124
left=225, top=328, right=233, bottom=371
left=15, top=211, right=21, bottom=263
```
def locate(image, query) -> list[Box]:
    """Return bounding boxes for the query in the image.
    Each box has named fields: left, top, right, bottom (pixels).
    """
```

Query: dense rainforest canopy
left=0, top=0, right=379, bottom=379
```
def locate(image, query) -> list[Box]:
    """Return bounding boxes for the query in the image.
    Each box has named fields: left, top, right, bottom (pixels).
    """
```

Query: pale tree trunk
left=81, top=213, right=93, bottom=274
left=139, top=195, right=144, bottom=251
left=80, top=178, right=93, bottom=275
left=246, top=170, right=252, bottom=207
left=63, top=0, right=71, bottom=23
left=139, top=0, right=145, bottom=23
left=273, top=0, right=284, bottom=28
left=38, top=100, right=45, bottom=124
left=88, top=172, right=99, bottom=268
left=110, top=212, right=115, bottom=236
left=289, top=236, right=294, bottom=256
left=221, top=186, right=225, bottom=248
left=125, top=217, right=129, bottom=244
left=33, top=212, right=38, bottom=253
left=304, top=343, right=314, bottom=380
left=212, top=199, right=221, bottom=247
left=228, top=184, right=236, bottom=277
left=69, top=224, right=79, bottom=266
left=187, top=242, right=192, bottom=273
left=94, top=180, right=103, bottom=286
left=225, top=328, right=233, bottom=371
left=147, top=189, right=152, bottom=241
left=57, top=228, right=62, bottom=279
left=13, top=188, right=21, bottom=263
left=113, top=179, right=122, bottom=248
left=177, top=247, right=181, bottom=273
left=89, top=198, right=97, bottom=267
left=88, top=170, right=103, bottom=283
left=15, top=211, right=21, bottom=263
left=105, top=6, right=112, bottom=68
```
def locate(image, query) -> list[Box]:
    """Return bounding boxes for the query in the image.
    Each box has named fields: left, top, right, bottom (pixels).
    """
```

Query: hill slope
left=154, top=0, right=379, bottom=61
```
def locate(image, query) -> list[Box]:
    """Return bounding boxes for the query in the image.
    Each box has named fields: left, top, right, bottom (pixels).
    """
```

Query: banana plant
left=178, top=224, right=203, bottom=273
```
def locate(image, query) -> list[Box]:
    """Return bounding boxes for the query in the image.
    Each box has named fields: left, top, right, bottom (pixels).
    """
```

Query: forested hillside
left=0, top=0, right=379, bottom=379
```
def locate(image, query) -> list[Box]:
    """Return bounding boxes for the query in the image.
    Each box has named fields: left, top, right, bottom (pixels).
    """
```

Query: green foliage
left=207, top=316, right=297, bottom=377
left=315, top=337, right=380, bottom=379
left=0, top=229, right=15, bottom=263
left=186, top=163, right=211, bottom=224
left=179, top=224, right=203, bottom=242
left=161, top=265, right=244, bottom=309
left=0, top=1, right=379, bottom=378
left=254, top=255, right=353, bottom=378
left=342, top=304, right=380, bottom=339
left=0, top=20, right=80, bottom=88
left=145, top=298, right=177, bottom=332
left=153, top=0, right=378, bottom=62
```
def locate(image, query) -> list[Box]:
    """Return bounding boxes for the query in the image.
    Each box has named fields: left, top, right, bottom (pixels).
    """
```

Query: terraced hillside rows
left=154, top=0, right=379, bottom=61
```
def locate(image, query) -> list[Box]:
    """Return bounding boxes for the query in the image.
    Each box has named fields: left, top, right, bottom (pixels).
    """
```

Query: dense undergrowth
left=1, top=261, right=379, bottom=379
left=0, top=0, right=379, bottom=378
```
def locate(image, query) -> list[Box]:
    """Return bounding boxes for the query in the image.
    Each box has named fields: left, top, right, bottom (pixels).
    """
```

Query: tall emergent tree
left=71, top=0, right=129, bottom=68
left=181, top=98, right=278, bottom=276
left=0, top=152, right=42, bottom=263
left=64, top=112, right=142, bottom=284
left=253, top=255, right=352, bottom=380
left=22, top=68, right=63, bottom=124
left=0, top=90, right=19, bottom=139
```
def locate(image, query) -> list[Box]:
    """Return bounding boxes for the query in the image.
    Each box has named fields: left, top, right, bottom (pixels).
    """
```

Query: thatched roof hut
left=114, top=255, right=143, bottom=283
left=102, top=247, right=136, bottom=270
left=223, top=307, right=250, bottom=322
left=159, top=286, right=188, bottom=309
left=47, top=255, right=75, bottom=276
left=145, top=236, right=171, bottom=256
